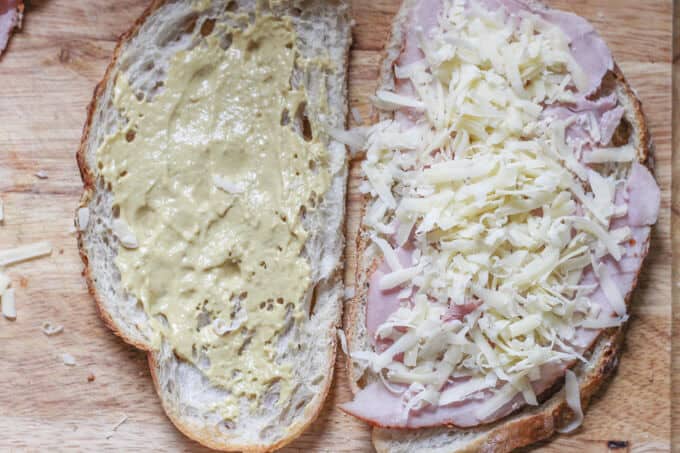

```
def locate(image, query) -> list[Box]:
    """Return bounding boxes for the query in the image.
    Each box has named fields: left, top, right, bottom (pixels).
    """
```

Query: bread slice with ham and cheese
left=76, top=0, right=351, bottom=451
left=341, top=0, right=660, bottom=451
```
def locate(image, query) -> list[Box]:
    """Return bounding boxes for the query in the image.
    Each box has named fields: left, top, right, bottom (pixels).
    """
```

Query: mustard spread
left=96, top=14, right=330, bottom=421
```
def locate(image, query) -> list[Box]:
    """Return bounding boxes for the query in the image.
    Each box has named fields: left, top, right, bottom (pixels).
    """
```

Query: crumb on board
left=62, top=353, right=76, bottom=366
left=105, top=415, right=128, bottom=439
left=42, top=322, right=64, bottom=336
left=87, top=373, right=96, bottom=383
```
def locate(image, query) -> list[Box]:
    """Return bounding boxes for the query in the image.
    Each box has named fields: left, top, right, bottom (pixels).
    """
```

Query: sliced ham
left=626, top=162, right=661, bottom=227
left=367, top=246, right=415, bottom=341
left=543, top=92, right=623, bottom=147
left=0, top=0, right=21, bottom=57
left=442, top=299, right=480, bottom=323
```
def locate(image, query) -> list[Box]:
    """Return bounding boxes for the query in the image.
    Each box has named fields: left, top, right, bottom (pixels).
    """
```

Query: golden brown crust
left=75, top=1, right=350, bottom=451
left=344, top=2, right=657, bottom=451
left=76, top=0, right=166, bottom=352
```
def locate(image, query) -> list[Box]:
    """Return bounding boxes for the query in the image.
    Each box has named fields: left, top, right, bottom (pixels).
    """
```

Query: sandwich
left=76, top=0, right=351, bottom=451
left=341, top=0, right=660, bottom=451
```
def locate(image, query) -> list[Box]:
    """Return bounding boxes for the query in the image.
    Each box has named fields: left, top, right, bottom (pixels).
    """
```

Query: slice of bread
left=76, top=1, right=351, bottom=451
left=343, top=0, right=656, bottom=451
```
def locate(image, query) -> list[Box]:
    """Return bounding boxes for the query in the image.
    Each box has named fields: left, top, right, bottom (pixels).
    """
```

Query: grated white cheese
left=0, top=272, right=10, bottom=293
left=337, top=328, right=349, bottom=355
left=211, top=312, right=247, bottom=336
left=354, top=0, right=633, bottom=418
left=557, top=369, right=583, bottom=433
left=77, top=207, right=90, bottom=232
left=0, top=242, right=53, bottom=267
left=351, top=107, right=364, bottom=125
left=106, top=415, right=129, bottom=439
left=42, top=322, right=64, bottom=336
left=1, top=288, right=16, bottom=320
left=372, top=90, right=426, bottom=111
left=112, top=219, right=138, bottom=249
left=62, top=353, right=77, bottom=366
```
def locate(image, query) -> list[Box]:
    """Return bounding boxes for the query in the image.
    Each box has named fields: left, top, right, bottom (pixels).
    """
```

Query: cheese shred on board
left=349, top=0, right=652, bottom=423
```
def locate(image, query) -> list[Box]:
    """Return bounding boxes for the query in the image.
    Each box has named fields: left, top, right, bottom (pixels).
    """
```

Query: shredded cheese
left=1, top=288, right=16, bottom=320
left=42, top=322, right=64, bottom=336
left=62, top=353, right=77, bottom=366
left=0, top=242, right=53, bottom=267
left=557, top=369, right=584, bottom=433
left=112, top=219, right=138, bottom=249
left=77, top=207, right=90, bottom=231
left=354, top=0, right=634, bottom=419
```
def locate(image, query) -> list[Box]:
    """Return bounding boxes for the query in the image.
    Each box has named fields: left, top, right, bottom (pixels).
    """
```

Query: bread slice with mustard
left=76, top=0, right=351, bottom=451
left=341, top=0, right=660, bottom=451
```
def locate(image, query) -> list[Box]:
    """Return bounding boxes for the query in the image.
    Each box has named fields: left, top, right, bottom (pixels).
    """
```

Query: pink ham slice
left=543, top=94, right=625, bottom=146
left=367, top=246, right=414, bottom=343
left=0, top=0, right=21, bottom=57
left=342, top=0, right=660, bottom=429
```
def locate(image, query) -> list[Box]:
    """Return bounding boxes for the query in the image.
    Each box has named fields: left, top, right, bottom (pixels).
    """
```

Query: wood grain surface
left=0, top=0, right=671, bottom=451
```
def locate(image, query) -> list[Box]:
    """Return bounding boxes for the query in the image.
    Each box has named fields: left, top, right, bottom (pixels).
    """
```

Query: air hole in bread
left=246, top=39, right=260, bottom=53
left=119, top=170, right=128, bottom=178
left=97, top=161, right=103, bottom=170
left=196, top=303, right=212, bottom=329
left=291, top=7, right=302, bottom=17
left=135, top=92, right=144, bottom=102
left=200, top=18, right=216, bottom=37
left=612, top=117, right=632, bottom=147
left=220, top=33, right=233, bottom=50
left=156, top=313, right=169, bottom=328
left=112, top=204, right=120, bottom=218
left=280, top=108, right=290, bottom=126
left=263, top=380, right=281, bottom=408
left=238, top=334, right=252, bottom=356
left=219, top=420, right=235, bottom=432
left=226, top=1, right=238, bottom=13
left=183, top=15, right=198, bottom=34
left=308, top=284, right=318, bottom=318
left=106, top=182, right=112, bottom=192
left=125, top=129, right=136, bottom=142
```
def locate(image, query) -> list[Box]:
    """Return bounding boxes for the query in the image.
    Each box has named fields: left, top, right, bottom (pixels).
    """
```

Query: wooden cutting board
left=0, top=0, right=671, bottom=451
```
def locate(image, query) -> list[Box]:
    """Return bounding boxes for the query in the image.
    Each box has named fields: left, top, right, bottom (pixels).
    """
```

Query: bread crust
left=75, top=1, right=351, bottom=451
left=343, top=1, right=656, bottom=451
left=76, top=0, right=165, bottom=353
